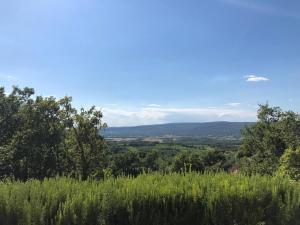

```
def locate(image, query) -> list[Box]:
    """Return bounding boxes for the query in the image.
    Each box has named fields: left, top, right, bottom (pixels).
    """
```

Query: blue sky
left=0, top=0, right=299, bottom=126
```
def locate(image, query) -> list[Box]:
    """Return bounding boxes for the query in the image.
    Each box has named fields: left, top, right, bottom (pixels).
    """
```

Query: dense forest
left=0, top=86, right=300, bottom=225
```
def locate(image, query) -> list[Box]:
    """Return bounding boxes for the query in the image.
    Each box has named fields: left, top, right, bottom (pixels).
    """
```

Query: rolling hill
left=103, top=122, right=254, bottom=138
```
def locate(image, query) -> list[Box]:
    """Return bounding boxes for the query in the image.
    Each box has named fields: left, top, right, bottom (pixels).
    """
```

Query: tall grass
left=0, top=173, right=299, bottom=225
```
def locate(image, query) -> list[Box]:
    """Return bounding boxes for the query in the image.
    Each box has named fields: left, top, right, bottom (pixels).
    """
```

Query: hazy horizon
left=105, top=121, right=255, bottom=128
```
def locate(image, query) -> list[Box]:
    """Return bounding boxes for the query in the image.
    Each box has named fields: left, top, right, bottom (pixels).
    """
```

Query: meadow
left=0, top=173, right=299, bottom=225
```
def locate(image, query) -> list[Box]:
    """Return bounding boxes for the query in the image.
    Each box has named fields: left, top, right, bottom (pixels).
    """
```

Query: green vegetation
left=1, top=86, right=300, bottom=224
left=107, top=140, right=236, bottom=176
left=0, top=173, right=299, bottom=225
left=0, top=86, right=106, bottom=180
left=238, top=104, right=300, bottom=176
left=1, top=86, right=300, bottom=180
left=277, top=147, right=300, bottom=181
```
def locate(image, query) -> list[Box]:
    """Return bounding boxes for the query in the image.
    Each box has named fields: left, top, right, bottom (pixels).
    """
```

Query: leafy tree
left=110, top=149, right=143, bottom=176
left=239, top=104, right=300, bottom=175
left=201, top=150, right=226, bottom=172
left=143, top=150, right=160, bottom=171
left=173, top=151, right=205, bottom=172
left=7, top=96, right=68, bottom=179
left=0, top=86, right=34, bottom=146
left=277, top=147, right=300, bottom=181
left=65, top=106, right=107, bottom=180
left=279, top=111, right=300, bottom=148
left=0, top=86, right=107, bottom=180
left=0, top=87, right=66, bottom=179
left=239, top=152, right=279, bottom=175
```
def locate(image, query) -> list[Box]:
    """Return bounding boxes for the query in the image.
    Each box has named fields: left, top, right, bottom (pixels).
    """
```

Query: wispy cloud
left=147, top=104, right=161, bottom=107
left=245, top=75, right=269, bottom=82
left=219, top=0, right=300, bottom=19
left=0, top=74, right=17, bottom=81
left=100, top=106, right=256, bottom=127
left=226, top=102, right=242, bottom=107
left=45, top=95, right=57, bottom=98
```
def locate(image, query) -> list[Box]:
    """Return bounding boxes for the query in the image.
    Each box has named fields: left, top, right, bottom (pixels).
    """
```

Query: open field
left=0, top=173, right=299, bottom=225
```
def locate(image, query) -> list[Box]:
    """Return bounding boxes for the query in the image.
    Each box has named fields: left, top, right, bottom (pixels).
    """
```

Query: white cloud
left=147, top=104, right=161, bottom=107
left=6, top=75, right=16, bottom=80
left=101, top=107, right=167, bottom=127
left=100, top=106, right=257, bottom=127
left=245, top=75, right=269, bottom=82
left=106, top=103, right=119, bottom=106
left=226, top=102, right=242, bottom=107
left=45, top=95, right=57, bottom=98
left=0, top=74, right=17, bottom=81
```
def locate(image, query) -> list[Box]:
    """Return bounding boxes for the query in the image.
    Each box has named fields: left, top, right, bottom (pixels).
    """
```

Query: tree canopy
left=239, top=104, right=300, bottom=175
left=0, top=86, right=106, bottom=180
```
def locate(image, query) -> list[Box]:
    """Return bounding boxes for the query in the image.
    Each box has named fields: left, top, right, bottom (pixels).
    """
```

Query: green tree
left=277, top=147, right=300, bottom=181
left=202, top=150, right=226, bottom=172
left=0, top=86, right=34, bottom=146
left=0, top=87, right=34, bottom=178
left=8, top=96, right=68, bottom=179
left=239, top=104, right=300, bottom=175
left=143, top=150, right=160, bottom=171
left=110, top=149, right=143, bottom=176
left=173, top=151, right=205, bottom=172
left=0, top=87, right=67, bottom=179
left=0, top=86, right=107, bottom=180
left=65, top=106, right=107, bottom=180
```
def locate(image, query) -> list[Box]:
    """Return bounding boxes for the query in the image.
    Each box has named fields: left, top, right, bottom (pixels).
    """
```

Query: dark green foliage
left=173, top=150, right=229, bottom=173
left=64, top=106, right=107, bottom=180
left=0, top=173, right=299, bottom=225
left=110, top=149, right=144, bottom=176
left=239, top=104, right=300, bottom=175
left=142, top=149, right=160, bottom=171
left=107, top=139, right=238, bottom=176
left=0, top=87, right=106, bottom=180
left=277, top=147, right=300, bottom=181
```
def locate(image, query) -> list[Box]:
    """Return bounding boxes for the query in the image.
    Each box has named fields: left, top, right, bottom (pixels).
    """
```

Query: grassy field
left=0, top=173, right=299, bottom=225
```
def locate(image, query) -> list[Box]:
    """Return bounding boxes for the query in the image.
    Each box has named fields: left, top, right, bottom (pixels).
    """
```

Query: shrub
left=0, top=173, right=299, bottom=225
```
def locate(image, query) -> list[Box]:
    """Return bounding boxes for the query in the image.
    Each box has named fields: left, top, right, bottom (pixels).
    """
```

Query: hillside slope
left=103, top=122, right=254, bottom=138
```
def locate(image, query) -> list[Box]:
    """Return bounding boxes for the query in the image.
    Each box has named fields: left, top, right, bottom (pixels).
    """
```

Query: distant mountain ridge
left=103, top=122, right=255, bottom=138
